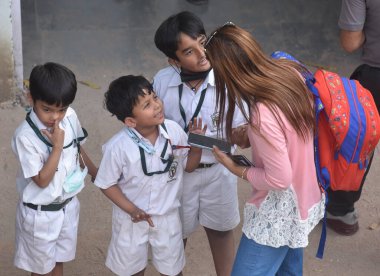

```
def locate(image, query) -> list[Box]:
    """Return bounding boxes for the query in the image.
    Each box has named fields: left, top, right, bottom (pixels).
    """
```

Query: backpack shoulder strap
left=271, top=52, right=328, bottom=259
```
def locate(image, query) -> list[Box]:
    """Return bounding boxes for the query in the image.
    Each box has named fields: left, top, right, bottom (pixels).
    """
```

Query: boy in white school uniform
left=153, top=11, right=249, bottom=276
left=94, top=75, right=206, bottom=276
left=12, top=62, right=97, bottom=276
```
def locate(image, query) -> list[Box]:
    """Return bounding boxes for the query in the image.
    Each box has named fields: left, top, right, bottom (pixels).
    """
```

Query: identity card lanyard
left=178, top=83, right=207, bottom=133
left=25, top=112, right=88, bottom=154
left=125, top=125, right=174, bottom=176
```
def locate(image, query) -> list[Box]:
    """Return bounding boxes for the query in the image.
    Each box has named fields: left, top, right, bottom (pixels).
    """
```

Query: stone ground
left=1, top=1, right=379, bottom=275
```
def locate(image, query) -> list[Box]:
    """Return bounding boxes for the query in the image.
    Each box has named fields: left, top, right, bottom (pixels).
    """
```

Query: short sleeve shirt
left=12, top=107, right=86, bottom=205
left=153, top=67, right=247, bottom=163
left=339, top=0, right=380, bottom=67
left=94, top=119, right=189, bottom=216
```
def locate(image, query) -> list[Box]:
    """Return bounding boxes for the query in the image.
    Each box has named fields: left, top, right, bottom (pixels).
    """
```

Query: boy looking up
left=153, top=11, right=249, bottom=276
left=94, top=75, right=205, bottom=276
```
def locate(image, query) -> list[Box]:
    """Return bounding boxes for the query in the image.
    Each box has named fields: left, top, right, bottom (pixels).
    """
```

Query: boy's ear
left=26, top=91, right=34, bottom=106
left=168, top=58, right=180, bottom=68
left=124, top=117, right=137, bottom=128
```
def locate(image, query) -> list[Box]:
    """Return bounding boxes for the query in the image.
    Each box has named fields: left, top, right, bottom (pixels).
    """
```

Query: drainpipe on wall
left=0, top=0, right=24, bottom=107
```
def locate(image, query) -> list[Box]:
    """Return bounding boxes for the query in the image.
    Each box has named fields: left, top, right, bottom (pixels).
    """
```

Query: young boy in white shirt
left=94, top=75, right=205, bottom=276
left=12, top=62, right=97, bottom=276
left=153, top=11, right=249, bottom=275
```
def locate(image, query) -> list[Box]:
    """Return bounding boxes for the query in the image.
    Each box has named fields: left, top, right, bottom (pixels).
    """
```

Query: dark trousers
left=327, top=64, right=380, bottom=216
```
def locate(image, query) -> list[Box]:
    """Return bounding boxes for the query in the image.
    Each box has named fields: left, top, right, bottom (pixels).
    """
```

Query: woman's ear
left=124, top=117, right=136, bottom=128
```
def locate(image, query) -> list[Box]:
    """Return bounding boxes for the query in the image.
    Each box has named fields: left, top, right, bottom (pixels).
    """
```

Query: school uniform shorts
left=14, top=197, right=80, bottom=274
left=181, top=163, right=240, bottom=238
left=106, top=207, right=185, bottom=276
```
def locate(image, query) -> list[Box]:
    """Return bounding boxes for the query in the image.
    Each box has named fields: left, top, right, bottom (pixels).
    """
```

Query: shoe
left=326, top=218, right=359, bottom=236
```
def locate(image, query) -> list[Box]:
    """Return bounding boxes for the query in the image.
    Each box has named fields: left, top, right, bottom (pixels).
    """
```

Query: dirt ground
left=1, top=1, right=380, bottom=275
left=1, top=82, right=379, bottom=275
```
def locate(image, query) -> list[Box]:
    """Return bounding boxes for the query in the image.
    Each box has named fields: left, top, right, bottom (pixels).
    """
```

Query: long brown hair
left=206, top=24, right=315, bottom=142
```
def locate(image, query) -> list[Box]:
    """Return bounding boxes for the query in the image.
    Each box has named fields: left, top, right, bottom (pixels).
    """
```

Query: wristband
left=241, top=167, right=248, bottom=179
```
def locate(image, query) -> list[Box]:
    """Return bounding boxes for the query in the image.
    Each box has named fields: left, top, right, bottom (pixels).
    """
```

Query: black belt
left=23, top=197, right=73, bottom=211
left=197, top=163, right=215, bottom=169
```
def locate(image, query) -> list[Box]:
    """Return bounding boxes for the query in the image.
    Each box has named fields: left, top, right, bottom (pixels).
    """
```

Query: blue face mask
left=63, top=164, right=88, bottom=194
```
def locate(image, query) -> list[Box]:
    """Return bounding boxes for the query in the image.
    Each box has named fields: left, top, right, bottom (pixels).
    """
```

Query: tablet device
left=188, top=133, right=231, bottom=153
left=229, top=155, right=254, bottom=166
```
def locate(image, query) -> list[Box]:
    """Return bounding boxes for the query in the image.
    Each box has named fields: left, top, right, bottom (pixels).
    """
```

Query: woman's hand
left=231, top=123, right=250, bottom=149
left=213, top=146, right=250, bottom=180
left=212, top=146, right=236, bottom=170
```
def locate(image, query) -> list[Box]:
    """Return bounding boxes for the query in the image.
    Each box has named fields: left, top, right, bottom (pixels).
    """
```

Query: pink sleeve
left=246, top=105, right=292, bottom=190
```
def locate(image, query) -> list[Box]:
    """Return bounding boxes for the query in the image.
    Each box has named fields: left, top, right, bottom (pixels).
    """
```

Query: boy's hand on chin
left=41, top=121, right=65, bottom=149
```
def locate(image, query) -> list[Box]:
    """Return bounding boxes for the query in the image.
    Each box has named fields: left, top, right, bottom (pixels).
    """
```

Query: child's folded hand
left=130, top=207, right=154, bottom=227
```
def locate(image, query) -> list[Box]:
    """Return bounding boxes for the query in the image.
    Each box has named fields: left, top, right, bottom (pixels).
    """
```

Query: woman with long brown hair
left=206, top=23, right=325, bottom=275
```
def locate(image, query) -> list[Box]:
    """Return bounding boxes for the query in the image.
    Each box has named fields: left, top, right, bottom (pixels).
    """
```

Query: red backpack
left=271, top=51, right=380, bottom=258
left=313, top=69, right=380, bottom=191
left=271, top=51, right=380, bottom=192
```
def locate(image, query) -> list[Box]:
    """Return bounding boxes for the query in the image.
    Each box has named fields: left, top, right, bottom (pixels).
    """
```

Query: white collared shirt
left=153, top=67, right=247, bottom=163
left=94, top=119, right=189, bottom=216
left=12, top=107, right=86, bottom=205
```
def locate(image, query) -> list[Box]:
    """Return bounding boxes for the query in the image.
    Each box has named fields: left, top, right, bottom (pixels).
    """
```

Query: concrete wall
left=0, top=0, right=23, bottom=104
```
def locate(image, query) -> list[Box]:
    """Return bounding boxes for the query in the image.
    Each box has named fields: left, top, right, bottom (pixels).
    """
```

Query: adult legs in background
left=327, top=64, right=380, bottom=235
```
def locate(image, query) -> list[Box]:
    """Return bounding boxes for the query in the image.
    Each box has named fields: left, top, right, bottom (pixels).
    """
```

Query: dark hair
left=154, top=11, right=206, bottom=60
left=29, top=62, right=77, bottom=106
left=104, top=75, right=153, bottom=122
